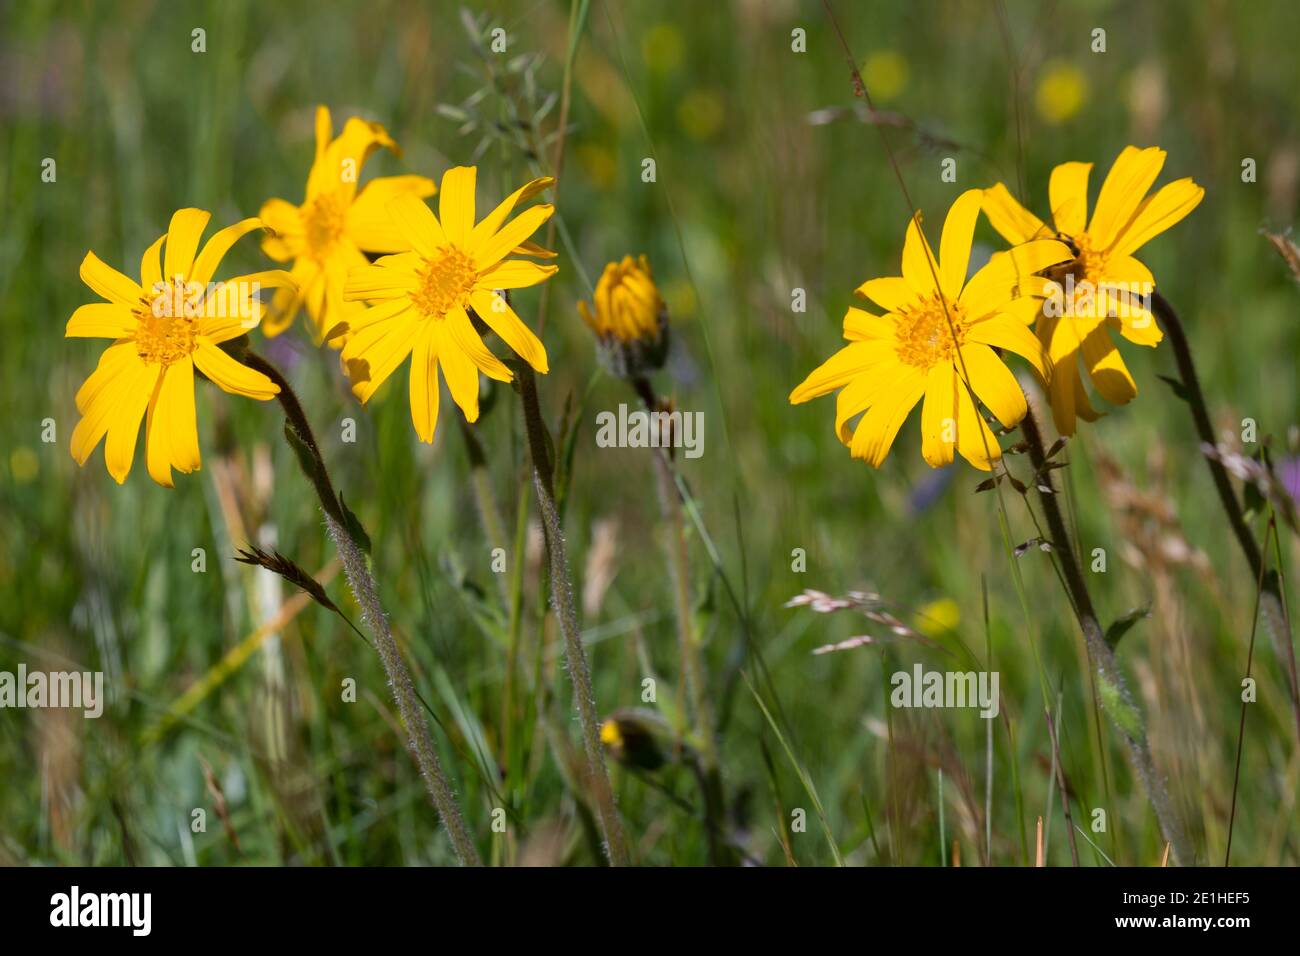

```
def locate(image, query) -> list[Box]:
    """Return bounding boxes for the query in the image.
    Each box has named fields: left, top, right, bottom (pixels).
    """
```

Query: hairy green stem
left=245, top=351, right=482, bottom=867
left=1021, top=406, right=1193, bottom=866
left=517, top=365, right=630, bottom=866
left=631, top=376, right=730, bottom=864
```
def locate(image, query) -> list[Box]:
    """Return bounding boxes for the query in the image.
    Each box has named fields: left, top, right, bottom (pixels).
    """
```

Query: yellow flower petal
left=66, top=303, right=136, bottom=339
left=439, top=166, right=477, bottom=246
left=192, top=340, right=280, bottom=400
left=959, top=239, right=1071, bottom=319
left=849, top=368, right=924, bottom=466
left=1081, top=326, right=1136, bottom=405
left=1088, top=145, right=1165, bottom=251
left=140, top=233, right=166, bottom=294
left=80, top=251, right=143, bottom=307
left=959, top=343, right=1027, bottom=428
left=446, top=306, right=513, bottom=382
left=1048, top=161, right=1092, bottom=237
left=190, top=217, right=265, bottom=288
left=920, top=363, right=957, bottom=467
left=163, top=208, right=212, bottom=281
left=468, top=288, right=548, bottom=373
left=344, top=311, right=422, bottom=403
left=938, top=189, right=983, bottom=301
left=479, top=259, right=560, bottom=290
left=855, top=276, right=913, bottom=313
left=842, top=307, right=896, bottom=343
left=71, top=346, right=147, bottom=464
left=145, top=357, right=200, bottom=487
left=307, top=115, right=397, bottom=203
left=472, top=204, right=554, bottom=270
left=982, top=183, right=1050, bottom=245
left=965, top=315, right=1050, bottom=379
left=345, top=259, right=420, bottom=302
left=347, top=174, right=438, bottom=252
left=954, top=379, right=999, bottom=470
left=469, top=177, right=555, bottom=247
left=435, top=322, right=481, bottom=421
left=1109, top=177, right=1204, bottom=259
left=104, top=362, right=159, bottom=484
left=387, top=195, right=446, bottom=257
left=789, top=340, right=891, bottom=404
left=900, top=211, right=940, bottom=295
left=833, top=361, right=915, bottom=444
left=408, top=324, right=439, bottom=443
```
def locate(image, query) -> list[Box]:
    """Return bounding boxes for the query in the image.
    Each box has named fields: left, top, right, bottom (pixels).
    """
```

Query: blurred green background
left=2, top=0, right=1298, bottom=866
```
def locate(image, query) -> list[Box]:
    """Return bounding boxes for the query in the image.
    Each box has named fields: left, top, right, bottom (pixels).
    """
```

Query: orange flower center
left=305, top=192, right=347, bottom=259
left=412, top=246, right=478, bottom=318
left=895, top=296, right=967, bottom=369
left=135, top=277, right=200, bottom=366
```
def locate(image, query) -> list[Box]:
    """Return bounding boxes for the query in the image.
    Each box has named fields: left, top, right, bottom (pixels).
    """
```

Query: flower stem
left=1020, top=406, right=1193, bottom=866
left=1153, top=292, right=1300, bottom=741
left=516, top=364, right=630, bottom=866
left=631, top=376, right=731, bottom=864
left=243, top=351, right=483, bottom=867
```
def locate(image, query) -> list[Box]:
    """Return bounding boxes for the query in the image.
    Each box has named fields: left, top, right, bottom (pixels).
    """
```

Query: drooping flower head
left=579, top=254, right=668, bottom=378
left=790, top=189, right=1070, bottom=470
left=337, top=166, right=558, bottom=443
left=983, top=146, right=1204, bottom=435
left=68, top=209, right=295, bottom=485
left=258, top=105, right=436, bottom=344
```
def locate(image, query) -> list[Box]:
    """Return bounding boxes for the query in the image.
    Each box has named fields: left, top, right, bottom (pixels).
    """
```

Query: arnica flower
left=790, top=189, right=1070, bottom=470
left=578, top=254, right=668, bottom=378
left=983, top=146, right=1204, bottom=435
left=336, top=166, right=558, bottom=443
left=68, top=209, right=294, bottom=486
left=258, top=105, right=436, bottom=344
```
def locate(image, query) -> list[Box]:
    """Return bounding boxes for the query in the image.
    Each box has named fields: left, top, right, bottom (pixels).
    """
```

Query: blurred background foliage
left=1, top=0, right=1298, bottom=865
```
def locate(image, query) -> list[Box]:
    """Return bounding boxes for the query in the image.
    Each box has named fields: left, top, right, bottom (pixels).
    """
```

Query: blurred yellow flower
left=790, top=190, right=1069, bottom=470
left=642, top=23, right=684, bottom=74
left=577, top=143, right=617, bottom=190
left=338, top=167, right=557, bottom=443
left=1035, top=62, right=1088, bottom=125
left=258, top=106, right=436, bottom=344
left=862, top=50, right=909, bottom=103
left=10, top=447, right=38, bottom=484
left=677, top=89, right=725, bottom=141
left=983, top=146, right=1204, bottom=434
left=915, top=597, right=960, bottom=635
left=67, top=209, right=294, bottom=485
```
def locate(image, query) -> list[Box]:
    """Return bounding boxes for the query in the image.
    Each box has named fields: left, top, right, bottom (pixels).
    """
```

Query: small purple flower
left=1279, top=456, right=1300, bottom=509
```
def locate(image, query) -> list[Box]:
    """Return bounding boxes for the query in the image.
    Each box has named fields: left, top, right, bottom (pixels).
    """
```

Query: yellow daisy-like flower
left=790, top=189, right=1070, bottom=470
left=258, top=105, right=436, bottom=343
left=983, top=145, right=1204, bottom=435
left=337, top=166, right=558, bottom=443
left=67, top=209, right=294, bottom=486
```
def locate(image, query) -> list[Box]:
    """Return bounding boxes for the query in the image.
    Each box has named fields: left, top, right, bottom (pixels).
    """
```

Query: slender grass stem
left=1226, top=518, right=1272, bottom=864
left=243, top=351, right=482, bottom=867
left=1020, top=406, right=1192, bottom=866
left=516, top=364, right=630, bottom=866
